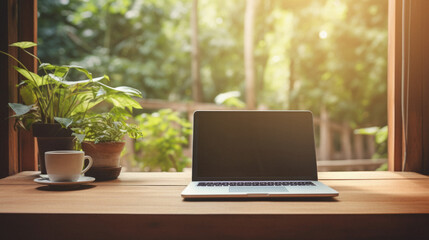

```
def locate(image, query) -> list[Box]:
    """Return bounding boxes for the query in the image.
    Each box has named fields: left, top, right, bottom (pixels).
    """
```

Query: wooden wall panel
left=414, top=1, right=429, bottom=175
left=0, top=0, right=19, bottom=178
left=18, top=0, right=38, bottom=171
left=404, top=0, right=429, bottom=173
left=0, top=0, right=38, bottom=177
left=388, top=0, right=429, bottom=174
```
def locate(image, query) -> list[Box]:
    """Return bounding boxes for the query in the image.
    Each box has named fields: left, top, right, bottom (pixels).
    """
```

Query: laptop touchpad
left=229, top=186, right=288, bottom=193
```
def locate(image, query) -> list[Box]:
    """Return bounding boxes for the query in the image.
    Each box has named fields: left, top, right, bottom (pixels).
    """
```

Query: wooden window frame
left=388, top=0, right=403, bottom=171
left=0, top=0, right=37, bottom=178
left=388, top=0, right=429, bottom=174
left=1, top=0, right=428, bottom=177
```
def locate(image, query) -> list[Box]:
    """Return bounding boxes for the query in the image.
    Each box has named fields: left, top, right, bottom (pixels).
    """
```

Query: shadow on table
left=183, top=197, right=338, bottom=202
left=36, top=184, right=96, bottom=191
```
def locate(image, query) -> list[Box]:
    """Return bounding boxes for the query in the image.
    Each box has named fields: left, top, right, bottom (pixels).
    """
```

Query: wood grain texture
left=0, top=0, right=19, bottom=178
left=1, top=171, right=427, bottom=186
left=387, top=0, right=429, bottom=175
left=387, top=0, right=403, bottom=171
left=388, top=0, right=429, bottom=174
left=1, top=180, right=429, bottom=215
left=0, top=172, right=428, bottom=215
left=415, top=0, right=429, bottom=175
left=404, top=0, right=424, bottom=172
left=1, top=214, right=428, bottom=240
left=0, top=0, right=9, bottom=178
left=0, top=171, right=191, bottom=186
left=17, top=0, right=38, bottom=171
left=0, top=172, right=429, bottom=239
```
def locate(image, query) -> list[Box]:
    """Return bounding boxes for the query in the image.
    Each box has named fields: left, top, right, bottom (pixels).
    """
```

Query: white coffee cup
left=45, top=150, right=93, bottom=182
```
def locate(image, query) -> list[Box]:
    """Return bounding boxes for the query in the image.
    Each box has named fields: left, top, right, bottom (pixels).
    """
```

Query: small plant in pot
left=71, top=110, right=142, bottom=180
left=1, top=41, right=142, bottom=174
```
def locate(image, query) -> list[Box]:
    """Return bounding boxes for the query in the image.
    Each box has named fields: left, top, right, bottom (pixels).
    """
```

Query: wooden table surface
left=1, top=171, right=429, bottom=240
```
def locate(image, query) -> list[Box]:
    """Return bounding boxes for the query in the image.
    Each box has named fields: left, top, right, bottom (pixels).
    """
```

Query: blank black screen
left=192, top=111, right=318, bottom=181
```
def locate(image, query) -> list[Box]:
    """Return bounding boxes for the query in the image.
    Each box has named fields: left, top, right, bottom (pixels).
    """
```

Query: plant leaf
left=72, top=133, right=86, bottom=143
left=54, top=66, right=69, bottom=78
left=14, top=66, right=43, bottom=86
left=54, top=117, right=73, bottom=128
left=8, top=103, right=33, bottom=116
left=9, top=41, right=37, bottom=49
left=354, top=127, right=379, bottom=135
left=40, top=64, right=93, bottom=79
left=39, top=63, right=55, bottom=71
left=51, top=75, right=106, bottom=86
left=67, top=65, right=93, bottom=80
left=47, top=73, right=64, bottom=83
left=113, top=86, right=142, bottom=97
left=375, top=126, right=388, bottom=144
left=96, top=87, right=107, bottom=98
left=97, top=82, right=142, bottom=97
left=214, top=91, right=241, bottom=105
left=71, top=97, right=104, bottom=114
left=106, top=94, right=142, bottom=110
left=19, top=85, right=37, bottom=105
left=109, top=107, right=131, bottom=117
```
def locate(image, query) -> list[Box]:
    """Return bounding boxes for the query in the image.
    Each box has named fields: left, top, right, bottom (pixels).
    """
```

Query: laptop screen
left=192, top=111, right=318, bottom=181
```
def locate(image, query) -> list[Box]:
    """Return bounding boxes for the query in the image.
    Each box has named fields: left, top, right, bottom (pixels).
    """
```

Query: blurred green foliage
left=133, top=109, right=192, bottom=172
left=354, top=125, right=388, bottom=170
left=39, top=0, right=387, bottom=129
left=38, top=0, right=388, bottom=168
left=354, top=125, right=388, bottom=159
left=39, top=0, right=192, bottom=100
left=214, top=91, right=246, bottom=108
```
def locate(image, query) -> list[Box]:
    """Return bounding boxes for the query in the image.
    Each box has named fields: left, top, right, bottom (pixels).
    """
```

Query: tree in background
left=39, top=0, right=192, bottom=100
left=285, top=0, right=388, bottom=128
left=38, top=0, right=388, bottom=141
left=191, top=0, right=203, bottom=102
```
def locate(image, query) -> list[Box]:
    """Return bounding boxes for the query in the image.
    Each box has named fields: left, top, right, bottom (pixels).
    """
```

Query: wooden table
left=1, top=171, right=429, bottom=239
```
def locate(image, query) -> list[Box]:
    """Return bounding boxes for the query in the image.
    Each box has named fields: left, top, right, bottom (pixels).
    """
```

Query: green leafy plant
left=133, top=109, right=191, bottom=172
left=71, top=110, right=142, bottom=144
left=1, top=41, right=142, bottom=130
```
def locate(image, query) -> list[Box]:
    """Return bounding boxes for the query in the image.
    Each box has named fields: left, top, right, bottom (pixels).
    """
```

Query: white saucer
left=34, top=176, right=95, bottom=186
left=39, top=174, right=48, bottom=179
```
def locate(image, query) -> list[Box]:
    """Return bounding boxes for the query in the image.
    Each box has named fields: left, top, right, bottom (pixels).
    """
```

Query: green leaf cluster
left=71, top=110, right=143, bottom=144
left=133, top=109, right=191, bottom=172
left=39, top=0, right=192, bottom=100
left=38, top=0, right=388, bottom=129
left=2, top=41, right=142, bottom=130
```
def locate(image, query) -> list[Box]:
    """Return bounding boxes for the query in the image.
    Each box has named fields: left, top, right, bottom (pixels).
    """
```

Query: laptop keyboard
left=197, top=181, right=315, bottom=187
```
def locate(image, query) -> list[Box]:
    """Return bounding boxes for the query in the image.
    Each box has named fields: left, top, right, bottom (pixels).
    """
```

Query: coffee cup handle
left=81, top=156, right=93, bottom=175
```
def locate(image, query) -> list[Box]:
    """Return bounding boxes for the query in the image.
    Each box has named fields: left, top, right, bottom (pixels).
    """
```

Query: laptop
left=181, top=110, right=339, bottom=199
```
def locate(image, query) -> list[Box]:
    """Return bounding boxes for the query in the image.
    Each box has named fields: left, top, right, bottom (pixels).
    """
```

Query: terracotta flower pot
left=81, top=141, right=125, bottom=181
left=32, top=123, right=74, bottom=174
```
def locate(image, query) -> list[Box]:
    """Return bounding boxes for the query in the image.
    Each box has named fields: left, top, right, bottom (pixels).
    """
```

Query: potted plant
left=71, top=110, right=142, bottom=180
left=1, top=42, right=142, bottom=173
